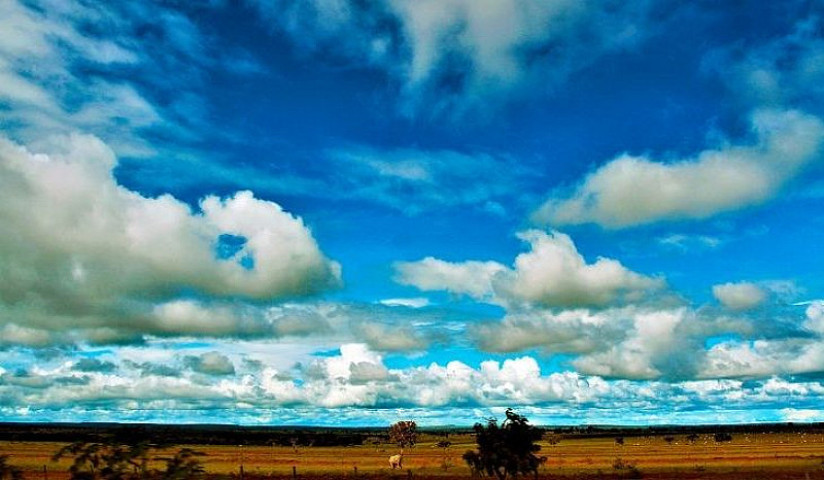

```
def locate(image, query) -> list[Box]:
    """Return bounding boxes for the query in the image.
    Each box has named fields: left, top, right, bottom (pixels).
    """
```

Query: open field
left=4, top=430, right=824, bottom=479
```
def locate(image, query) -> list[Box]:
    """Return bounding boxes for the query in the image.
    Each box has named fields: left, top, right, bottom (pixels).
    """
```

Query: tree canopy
left=463, top=409, right=545, bottom=479
left=389, top=421, right=417, bottom=451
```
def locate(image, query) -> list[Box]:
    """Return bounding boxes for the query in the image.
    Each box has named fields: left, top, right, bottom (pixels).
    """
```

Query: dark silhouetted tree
left=463, top=409, right=546, bottom=479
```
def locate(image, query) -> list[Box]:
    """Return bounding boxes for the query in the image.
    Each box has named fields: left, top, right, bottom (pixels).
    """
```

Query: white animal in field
left=389, top=453, right=403, bottom=469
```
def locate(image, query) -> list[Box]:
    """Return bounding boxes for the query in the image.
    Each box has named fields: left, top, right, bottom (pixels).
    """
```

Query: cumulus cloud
left=0, top=134, right=340, bottom=345
left=185, top=352, right=236, bottom=376
left=349, top=322, right=429, bottom=352
left=6, top=340, right=824, bottom=424
left=250, top=0, right=653, bottom=115
left=473, top=304, right=760, bottom=381
left=713, top=282, right=767, bottom=311
left=535, top=109, right=824, bottom=228
left=698, top=302, right=824, bottom=378
left=395, top=257, right=506, bottom=300
left=396, top=230, right=662, bottom=308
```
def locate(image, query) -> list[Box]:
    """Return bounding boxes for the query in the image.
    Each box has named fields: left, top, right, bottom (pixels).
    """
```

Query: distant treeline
left=1, top=421, right=823, bottom=446
left=545, top=422, right=824, bottom=439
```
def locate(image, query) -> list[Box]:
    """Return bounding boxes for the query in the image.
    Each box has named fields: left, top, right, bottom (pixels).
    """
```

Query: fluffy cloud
left=699, top=302, right=824, bottom=378
left=535, top=109, right=824, bottom=228
left=0, top=134, right=340, bottom=344
left=472, top=308, right=628, bottom=355
left=395, top=257, right=506, bottom=299
left=7, top=341, right=824, bottom=424
left=251, top=0, right=653, bottom=114
left=713, top=282, right=767, bottom=311
left=185, top=352, right=236, bottom=376
left=396, top=230, right=662, bottom=308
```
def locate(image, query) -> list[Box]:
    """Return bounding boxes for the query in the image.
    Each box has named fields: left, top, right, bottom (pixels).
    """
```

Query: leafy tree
left=463, top=409, right=546, bottom=479
left=0, top=455, right=23, bottom=480
left=714, top=432, right=733, bottom=443
left=53, top=441, right=204, bottom=480
left=389, top=421, right=417, bottom=452
left=159, top=449, right=205, bottom=480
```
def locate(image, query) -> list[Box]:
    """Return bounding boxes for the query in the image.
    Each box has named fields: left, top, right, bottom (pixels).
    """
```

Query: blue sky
left=2, top=0, right=824, bottom=426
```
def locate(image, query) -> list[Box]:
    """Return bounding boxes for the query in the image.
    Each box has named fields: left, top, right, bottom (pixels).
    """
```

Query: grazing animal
left=389, top=453, right=403, bottom=469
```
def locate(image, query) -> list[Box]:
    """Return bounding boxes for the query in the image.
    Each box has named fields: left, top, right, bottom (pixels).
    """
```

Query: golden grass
left=3, top=431, right=824, bottom=479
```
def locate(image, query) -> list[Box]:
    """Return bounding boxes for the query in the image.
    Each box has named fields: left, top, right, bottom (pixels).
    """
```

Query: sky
left=1, top=0, right=824, bottom=427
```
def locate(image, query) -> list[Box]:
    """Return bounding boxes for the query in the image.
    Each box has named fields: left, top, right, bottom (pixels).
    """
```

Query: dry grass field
left=3, top=431, right=824, bottom=479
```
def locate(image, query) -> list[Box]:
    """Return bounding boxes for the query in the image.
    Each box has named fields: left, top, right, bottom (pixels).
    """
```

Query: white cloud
left=0, top=134, right=340, bottom=344
left=472, top=308, right=625, bottom=354
left=570, top=308, right=688, bottom=380
left=535, top=109, right=824, bottom=228
left=713, top=282, right=767, bottom=311
left=379, top=297, right=430, bottom=308
left=396, top=230, right=662, bottom=308
left=803, top=301, right=824, bottom=335
left=395, top=257, right=506, bottom=299
left=350, top=322, right=429, bottom=352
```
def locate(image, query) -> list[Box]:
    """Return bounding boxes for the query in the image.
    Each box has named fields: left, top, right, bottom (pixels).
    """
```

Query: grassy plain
left=3, top=431, right=824, bottom=479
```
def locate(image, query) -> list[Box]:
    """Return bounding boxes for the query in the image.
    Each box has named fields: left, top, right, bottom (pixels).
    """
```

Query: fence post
left=407, top=469, right=412, bottom=480
left=353, top=466, right=357, bottom=477
left=292, top=465, right=297, bottom=480
left=239, top=465, right=244, bottom=480
left=43, top=465, right=47, bottom=480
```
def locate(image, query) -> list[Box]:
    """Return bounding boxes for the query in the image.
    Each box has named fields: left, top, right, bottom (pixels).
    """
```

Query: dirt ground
left=3, top=431, right=824, bottom=479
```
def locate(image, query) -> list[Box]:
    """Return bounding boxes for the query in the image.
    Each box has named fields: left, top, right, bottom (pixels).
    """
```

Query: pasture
left=4, top=430, right=824, bottom=479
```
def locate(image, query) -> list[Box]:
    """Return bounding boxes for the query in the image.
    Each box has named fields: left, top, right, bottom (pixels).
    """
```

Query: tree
left=436, top=441, right=452, bottom=471
left=389, top=421, right=417, bottom=452
left=0, top=455, right=23, bottom=480
left=159, top=449, right=205, bottom=480
left=53, top=441, right=205, bottom=480
left=463, top=409, right=546, bottom=479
